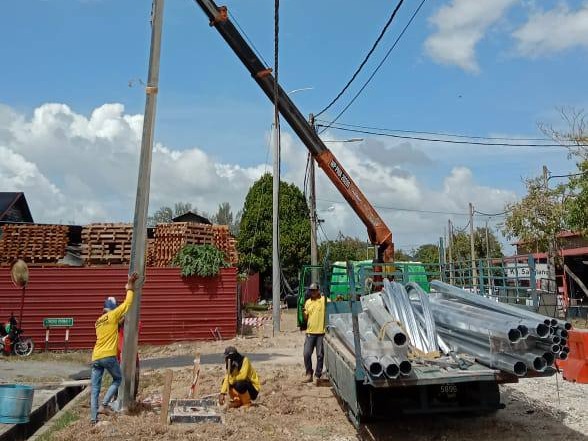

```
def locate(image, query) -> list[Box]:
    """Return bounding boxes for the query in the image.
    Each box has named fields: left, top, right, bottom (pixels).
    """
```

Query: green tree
left=211, top=202, right=242, bottom=235
left=567, top=161, right=588, bottom=234
left=394, top=249, right=413, bottom=261
left=541, top=107, right=588, bottom=234
left=237, top=173, right=310, bottom=284
left=503, top=176, right=568, bottom=254
left=414, top=244, right=439, bottom=264
left=319, top=235, right=367, bottom=262
left=148, top=201, right=197, bottom=226
left=451, top=227, right=503, bottom=261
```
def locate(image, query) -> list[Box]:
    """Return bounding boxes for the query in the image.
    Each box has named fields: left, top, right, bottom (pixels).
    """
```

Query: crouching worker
left=218, top=346, right=260, bottom=408
left=90, top=272, right=138, bottom=424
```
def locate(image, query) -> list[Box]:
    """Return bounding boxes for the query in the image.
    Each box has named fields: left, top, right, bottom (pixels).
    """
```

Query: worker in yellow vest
left=303, top=283, right=326, bottom=384
left=90, top=272, right=138, bottom=424
left=219, top=346, right=260, bottom=408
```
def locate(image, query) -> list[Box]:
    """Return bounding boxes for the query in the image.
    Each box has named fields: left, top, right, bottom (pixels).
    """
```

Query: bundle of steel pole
left=430, top=280, right=565, bottom=375
left=330, top=312, right=411, bottom=379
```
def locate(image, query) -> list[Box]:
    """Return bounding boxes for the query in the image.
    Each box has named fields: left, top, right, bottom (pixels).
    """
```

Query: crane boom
left=192, top=0, right=394, bottom=262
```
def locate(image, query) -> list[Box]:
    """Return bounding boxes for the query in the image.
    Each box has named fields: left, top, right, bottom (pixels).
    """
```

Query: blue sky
left=0, top=0, right=586, bottom=250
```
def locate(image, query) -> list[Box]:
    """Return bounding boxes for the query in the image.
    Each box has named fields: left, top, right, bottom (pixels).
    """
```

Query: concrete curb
left=28, top=385, right=90, bottom=441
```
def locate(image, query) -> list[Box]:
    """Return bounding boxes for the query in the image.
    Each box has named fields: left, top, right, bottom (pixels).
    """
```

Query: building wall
left=0, top=267, right=237, bottom=350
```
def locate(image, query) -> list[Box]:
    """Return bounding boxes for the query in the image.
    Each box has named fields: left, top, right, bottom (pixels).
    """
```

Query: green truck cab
left=296, top=260, right=430, bottom=328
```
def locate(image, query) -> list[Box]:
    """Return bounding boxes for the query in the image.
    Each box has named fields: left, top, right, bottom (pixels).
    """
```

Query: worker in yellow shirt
left=303, top=283, right=326, bottom=384
left=219, top=346, right=260, bottom=408
left=90, top=272, right=138, bottom=424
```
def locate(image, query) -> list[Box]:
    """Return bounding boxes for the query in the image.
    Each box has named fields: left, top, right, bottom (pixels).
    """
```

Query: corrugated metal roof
left=0, top=267, right=237, bottom=350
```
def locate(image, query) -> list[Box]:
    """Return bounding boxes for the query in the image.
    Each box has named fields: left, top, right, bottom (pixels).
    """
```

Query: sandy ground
left=31, top=311, right=588, bottom=440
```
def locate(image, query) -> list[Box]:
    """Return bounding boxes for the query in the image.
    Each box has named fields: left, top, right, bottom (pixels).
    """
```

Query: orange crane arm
left=192, top=0, right=394, bottom=262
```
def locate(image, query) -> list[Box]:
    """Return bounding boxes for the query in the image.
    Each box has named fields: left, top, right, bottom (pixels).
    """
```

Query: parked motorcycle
left=0, top=314, right=35, bottom=356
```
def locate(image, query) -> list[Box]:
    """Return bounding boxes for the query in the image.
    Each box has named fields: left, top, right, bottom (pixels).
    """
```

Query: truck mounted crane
left=193, top=0, right=394, bottom=264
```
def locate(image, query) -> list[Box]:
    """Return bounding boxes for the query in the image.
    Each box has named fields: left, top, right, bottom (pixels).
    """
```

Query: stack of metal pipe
left=430, top=280, right=567, bottom=377
left=330, top=311, right=412, bottom=380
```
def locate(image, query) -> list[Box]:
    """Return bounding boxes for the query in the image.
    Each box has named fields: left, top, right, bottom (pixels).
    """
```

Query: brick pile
left=0, top=224, right=69, bottom=265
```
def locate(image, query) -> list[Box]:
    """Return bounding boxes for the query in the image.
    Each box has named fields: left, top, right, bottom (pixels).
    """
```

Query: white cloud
left=513, top=3, right=588, bottom=57
left=0, top=102, right=265, bottom=224
left=425, top=0, right=517, bottom=72
left=0, top=102, right=518, bottom=250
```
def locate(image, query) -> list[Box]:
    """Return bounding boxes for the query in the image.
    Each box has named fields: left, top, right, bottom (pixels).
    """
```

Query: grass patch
left=36, top=410, right=79, bottom=441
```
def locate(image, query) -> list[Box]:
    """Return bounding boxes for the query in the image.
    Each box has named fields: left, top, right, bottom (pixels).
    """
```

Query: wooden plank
left=160, top=369, right=173, bottom=425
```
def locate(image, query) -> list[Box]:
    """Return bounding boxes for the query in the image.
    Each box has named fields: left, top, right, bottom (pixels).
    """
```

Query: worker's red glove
left=218, top=393, right=226, bottom=405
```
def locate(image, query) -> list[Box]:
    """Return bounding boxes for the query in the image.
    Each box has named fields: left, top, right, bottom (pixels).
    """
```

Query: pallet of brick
left=81, top=223, right=133, bottom=265
left=153, top=222, right=214, bottom=267
left=0, top=224, right=69, bottom=265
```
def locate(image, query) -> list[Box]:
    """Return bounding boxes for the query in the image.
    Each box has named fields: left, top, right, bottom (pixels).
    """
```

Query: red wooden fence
left=0, top=267, right=237, bottom=350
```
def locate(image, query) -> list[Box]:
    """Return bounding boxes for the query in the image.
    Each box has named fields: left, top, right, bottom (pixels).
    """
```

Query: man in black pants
left=303, top=283, right=326, bottom=384
left=219, top=346, right=260, bottom=408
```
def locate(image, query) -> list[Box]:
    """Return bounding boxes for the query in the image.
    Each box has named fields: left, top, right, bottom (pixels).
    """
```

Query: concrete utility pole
left=272, top=0, right=281, bottom=336
left=543, top=165, right=557, bottom=294
left=469, top=203, right=478, bottom=291
left=120, top=0, right=164, bottom=410
left=308, top=114, right=318, bottom=269
left=447, top=219, right=454, bottom=285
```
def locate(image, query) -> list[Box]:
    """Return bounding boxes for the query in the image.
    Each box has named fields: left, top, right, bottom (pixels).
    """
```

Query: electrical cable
left=228, top=10, right=270, bottom=67
left=315, top=120, right=557, bottom=143
left=317, top=125, right=577, bottom=148
left=315, top=0, right=406, bottom=117
left=474, top=209, right=510, bottom=217
left=318, top=0, right=428, bottom=134
left=316, top=197, right=470, bottom=216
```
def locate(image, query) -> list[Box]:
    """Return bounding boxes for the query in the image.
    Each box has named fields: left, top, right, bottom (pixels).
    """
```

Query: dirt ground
left=45, top=310, right=588, bottom=441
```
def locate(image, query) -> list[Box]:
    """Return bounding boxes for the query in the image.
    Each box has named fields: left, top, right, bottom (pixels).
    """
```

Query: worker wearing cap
left=90, top=272, right=138, bottom=424
left=303, top=282, right=326, bottom=383
left=219, top=346, right=260, bottom=408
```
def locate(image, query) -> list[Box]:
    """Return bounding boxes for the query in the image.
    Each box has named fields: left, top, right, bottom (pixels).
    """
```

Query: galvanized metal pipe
left=380, top=355, right=400, bottom=379
left=442, top=334, right=527, bottom=377
left=431, top=304, right=523, bottom=343
left=431, top=280, right=560, bottom=329
left=362, top=293, right=408, bottom=348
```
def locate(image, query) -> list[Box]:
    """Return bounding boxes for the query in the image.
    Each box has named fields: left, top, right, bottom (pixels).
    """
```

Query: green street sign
left=43, top=317, right=74, bottom=328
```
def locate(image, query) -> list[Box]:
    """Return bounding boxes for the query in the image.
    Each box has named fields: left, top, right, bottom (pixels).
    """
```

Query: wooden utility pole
left=120, top=0, right=164, bottom=410
left=469, top=203, right=478, bottom=291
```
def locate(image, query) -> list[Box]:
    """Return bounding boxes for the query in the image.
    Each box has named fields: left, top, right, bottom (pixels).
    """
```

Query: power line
left=315, top=0, right=406, bottom=117
left=318, top=0, right=428, bottom=134
left=474, top=209, right=509, bottom=217
left=228, top=11, right=270, bottom=67
left=317, top=197, right=470, bottom=216
left=316, top=125, right=576, bottom=148
left=315, top=119, right=556, bottom=142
